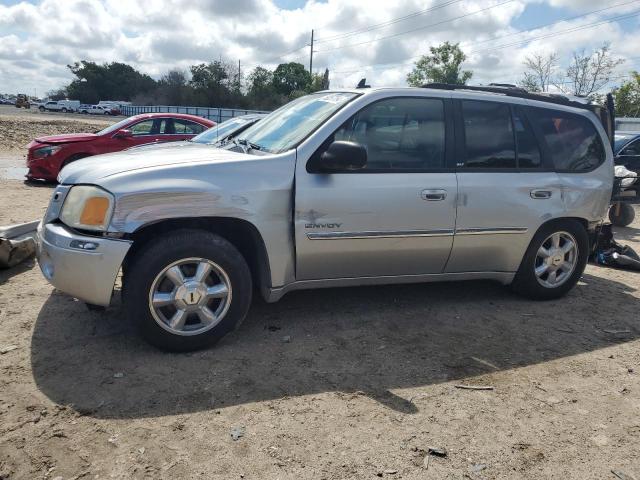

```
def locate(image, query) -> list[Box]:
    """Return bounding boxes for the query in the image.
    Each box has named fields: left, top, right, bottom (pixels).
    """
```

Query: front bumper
left=36, top=222, right=132, bottom=306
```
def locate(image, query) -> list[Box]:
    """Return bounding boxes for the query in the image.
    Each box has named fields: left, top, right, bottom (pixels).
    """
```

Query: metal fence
left=119, top=105, right=270, bottom=123
left=616, top=117, right=640, bottom=132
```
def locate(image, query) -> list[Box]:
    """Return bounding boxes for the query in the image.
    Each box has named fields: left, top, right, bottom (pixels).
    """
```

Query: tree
left=613, top=72, right=640, bottom=117
left=406, top=41, right=472, bottom=87
left=519, top=52, right=558, bottom=92
left=189, top=61, right=237, bottom=106
left=309, top=68, right=330, bottom=92
left=560, top=44, right=624, bottom=97
left=272, top=62, right=311, bottom=96
left=46, top=88, right=67, bottom=101
left=65, top=61, right=157, bottom=103
left=157, top=69, right=189, bottom=105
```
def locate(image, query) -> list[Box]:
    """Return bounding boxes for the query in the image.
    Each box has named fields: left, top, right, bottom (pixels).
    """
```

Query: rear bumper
left=36, top=222, right=132, bottom=306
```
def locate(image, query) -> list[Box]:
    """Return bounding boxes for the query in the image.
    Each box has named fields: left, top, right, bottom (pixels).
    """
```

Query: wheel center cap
left=551, top=253, right=563, bottom=266
left=177, top=282, right=203, bottom=306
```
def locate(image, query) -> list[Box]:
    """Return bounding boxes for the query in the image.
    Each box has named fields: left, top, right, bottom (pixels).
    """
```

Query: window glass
left=192, top=117, right=251, bottom=144
left=237, top=92, right=358, bottom=153
left=528, top=107, right=605, bottom=171
left=173, top=119, right=206, bottom=134
left=129, top=120, right=155, bottom=135
left=513, top=109, right=541, bottom=168
left=621, top=139, right=640, bottom=156
left=331, top=97, right=446, bottom=170
left=462, top=100, right=516, bottom=168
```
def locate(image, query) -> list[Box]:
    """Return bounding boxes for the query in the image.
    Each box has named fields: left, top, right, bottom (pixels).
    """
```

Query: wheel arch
left=123, top=216, right=272, bottom=296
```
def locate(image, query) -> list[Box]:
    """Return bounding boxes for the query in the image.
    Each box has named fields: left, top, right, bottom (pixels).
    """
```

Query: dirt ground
left=1, top=111, right=639, bottom=480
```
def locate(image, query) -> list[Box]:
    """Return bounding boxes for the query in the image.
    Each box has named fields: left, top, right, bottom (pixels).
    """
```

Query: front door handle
left=530, top=189, right=552, bottom=199
left=421, top=189, right=447, bottom=201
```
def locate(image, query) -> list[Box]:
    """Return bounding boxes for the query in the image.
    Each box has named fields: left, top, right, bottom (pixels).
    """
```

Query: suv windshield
left=235, top=92, right=358, bottom=153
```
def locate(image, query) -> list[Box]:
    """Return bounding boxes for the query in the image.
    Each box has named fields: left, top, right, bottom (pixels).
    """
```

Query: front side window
left=328, top=97, right=446, bottom=170
left=129, top=120, right=156, bottom=135
left=528, top=107, right=605, bottom=172
left=461, top=100, right=516, bottom=169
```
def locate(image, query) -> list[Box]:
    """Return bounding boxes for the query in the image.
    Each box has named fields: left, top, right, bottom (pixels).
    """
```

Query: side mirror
left=314, top=141, right=367, bottom=172
left=115, top=129, right=132, bottom=139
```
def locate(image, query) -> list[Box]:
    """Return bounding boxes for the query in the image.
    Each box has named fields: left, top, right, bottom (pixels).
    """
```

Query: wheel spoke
left=169, top=308, right=188, bottom=330
left=535, top=263, right=549, bottom=277
left=551, top=233, right=561, bottom=248
left=165, top=265, right=186, bottom=286
left=560, top=261, right=574, bottom=272
left=206, top=283, right=229, bottom=299
left=561, top=240, right=575, bottom=255
left=193, top=262, right=212, bottom=282
left=197, top=306, right=217, bottom=325
left=152, top=292, right=174, bottom=307
left=537, top=246, right=551, bottom=259
left=547, top=270, right=558, bottom=285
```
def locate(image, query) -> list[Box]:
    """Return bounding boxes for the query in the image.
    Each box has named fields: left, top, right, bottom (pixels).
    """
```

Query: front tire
left=511, top=220, right=589, bottom=300
left=39, top=106, right=45, bottom=112
left=123, top=230, right=252, bottom=351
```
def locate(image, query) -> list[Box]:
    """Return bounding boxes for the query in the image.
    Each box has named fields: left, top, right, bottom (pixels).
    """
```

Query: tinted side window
left=621, top=139, right=640, bottom=156
left=513, top=108, right=541, bottom=168
left=332, top=97, right=446, bottom=170
left=461, top=100, right=516, bottom=169
left=129, top=120, right=155, bottom=135
left=528, top=108, right=605, bottom=171
left=174, top=119, right=206, bottom=134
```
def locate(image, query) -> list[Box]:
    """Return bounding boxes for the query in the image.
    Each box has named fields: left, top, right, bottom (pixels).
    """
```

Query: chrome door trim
left=455, top=227, right=528, bottom=235
left=306, top=229, right=454, bottom=240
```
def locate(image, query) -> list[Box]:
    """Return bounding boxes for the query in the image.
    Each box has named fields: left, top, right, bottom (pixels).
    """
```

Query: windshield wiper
left=237, top=138, right=262, bottom=151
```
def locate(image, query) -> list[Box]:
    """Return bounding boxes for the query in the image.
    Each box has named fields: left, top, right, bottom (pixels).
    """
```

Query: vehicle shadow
left=613, top=224, right=640, bottom=244
left=31, top=272, right=639, bottom=418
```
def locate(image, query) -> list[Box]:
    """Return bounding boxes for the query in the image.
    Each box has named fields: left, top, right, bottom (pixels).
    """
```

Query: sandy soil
left=1, top=112, right=639, bottom=480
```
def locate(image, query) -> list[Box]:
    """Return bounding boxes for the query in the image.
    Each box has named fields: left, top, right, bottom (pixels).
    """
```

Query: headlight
left=60, top=186, right=114, bottom=232
left=33, top=145, right=62, bottom=159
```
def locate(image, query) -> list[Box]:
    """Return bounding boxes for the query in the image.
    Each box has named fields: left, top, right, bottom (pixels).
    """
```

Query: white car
left=86, top=105, right=113, bottom=115
left=39, top=100, right=80, bottom=113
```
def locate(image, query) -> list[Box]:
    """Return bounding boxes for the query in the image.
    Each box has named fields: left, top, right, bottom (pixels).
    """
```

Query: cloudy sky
left=0, top=0, right=639, bottom=97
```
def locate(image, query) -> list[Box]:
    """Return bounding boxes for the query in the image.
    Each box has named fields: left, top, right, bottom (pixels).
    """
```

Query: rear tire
left=61, top=107, right=67, bottom=113
left=123, top=230, right=252, bottom=351
left=511, top=220, right=589, bottom=300
left=39, top=106, right=45, bottom=112
left=609, top=203, right=635, bottom=227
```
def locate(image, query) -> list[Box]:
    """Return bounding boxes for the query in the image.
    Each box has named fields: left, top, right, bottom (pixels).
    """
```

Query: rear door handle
left=530, top=189, right=552, bottom=199
left=421, top=189, right=447, bottom=201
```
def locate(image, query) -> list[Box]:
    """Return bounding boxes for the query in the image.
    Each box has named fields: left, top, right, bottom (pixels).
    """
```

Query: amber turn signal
left=79, top=197, right=110, bottom=225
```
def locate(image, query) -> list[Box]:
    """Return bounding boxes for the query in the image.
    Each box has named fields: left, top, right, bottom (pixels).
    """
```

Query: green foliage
left=406, top=42, right=472, bottom=87
left=58, top=59, right=327, bottom=110
left=66, top=61, right=157, bottom=104
left=613, top=72, right=640, bottom=117
left=273, top=62, right=312, bottom=96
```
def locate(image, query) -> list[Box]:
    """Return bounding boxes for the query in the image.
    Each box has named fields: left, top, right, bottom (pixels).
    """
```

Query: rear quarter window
left=528, top=107, right=605, bottom=172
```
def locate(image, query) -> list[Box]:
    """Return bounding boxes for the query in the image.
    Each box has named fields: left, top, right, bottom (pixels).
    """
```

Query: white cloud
left=0, top=0, right=637, bottom=97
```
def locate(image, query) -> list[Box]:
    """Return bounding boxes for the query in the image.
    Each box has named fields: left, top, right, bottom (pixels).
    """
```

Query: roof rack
left=421, top=82, right=592, bottom=111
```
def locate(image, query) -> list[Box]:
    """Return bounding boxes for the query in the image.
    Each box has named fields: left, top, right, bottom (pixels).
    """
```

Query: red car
left=26, top=113, right=215, bottom=181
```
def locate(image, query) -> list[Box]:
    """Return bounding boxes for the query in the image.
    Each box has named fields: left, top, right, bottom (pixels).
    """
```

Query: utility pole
left=238, top=59, right=241, bottom=91
left=309, top=29, right=314, bottom=75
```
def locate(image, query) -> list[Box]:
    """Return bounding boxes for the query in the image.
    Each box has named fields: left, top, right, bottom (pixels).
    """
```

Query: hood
left=58, top=142, right=257, bottom=184
left=34, top=133, right=98, bottom=144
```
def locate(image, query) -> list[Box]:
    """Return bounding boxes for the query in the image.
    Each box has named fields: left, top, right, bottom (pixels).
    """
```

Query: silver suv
left=36, top=85, right=614, bottom=350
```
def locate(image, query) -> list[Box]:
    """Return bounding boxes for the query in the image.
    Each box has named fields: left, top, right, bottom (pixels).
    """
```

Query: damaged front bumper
left=36, top=222, right=132, bottom=306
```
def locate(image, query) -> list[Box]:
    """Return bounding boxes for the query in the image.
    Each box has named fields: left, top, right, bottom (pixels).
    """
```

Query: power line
left=329, top=9, right=640, bottom=75
left=315, top=0, right=515, bottom=53
left=314, top=0, right=466, bottom=43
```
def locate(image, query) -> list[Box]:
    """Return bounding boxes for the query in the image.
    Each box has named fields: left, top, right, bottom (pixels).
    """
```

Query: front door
left=294, top=96, right=458, bottom=280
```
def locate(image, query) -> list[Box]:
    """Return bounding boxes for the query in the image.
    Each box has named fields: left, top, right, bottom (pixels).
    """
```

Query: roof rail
left=421, top=82, right=591, bottom=110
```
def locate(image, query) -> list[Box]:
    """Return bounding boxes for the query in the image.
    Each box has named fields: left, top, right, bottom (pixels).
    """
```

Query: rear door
left=445, top=98, right=565, bottom=273
left=294, top=95, right=458, bottom=280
